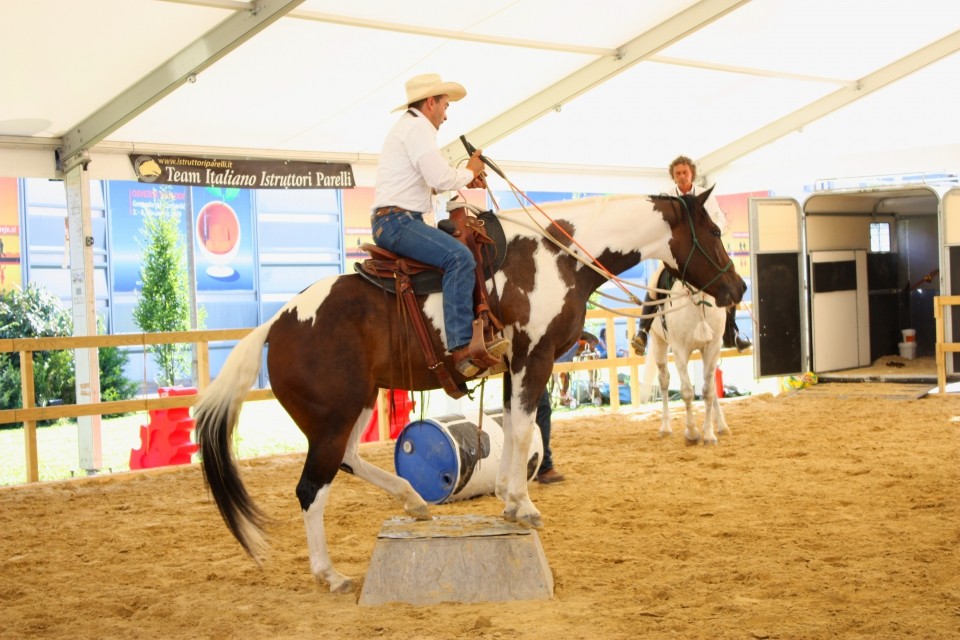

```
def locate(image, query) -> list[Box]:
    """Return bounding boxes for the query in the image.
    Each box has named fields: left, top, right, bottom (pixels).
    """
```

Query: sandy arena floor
left=1, top=382, right=959, bottom=639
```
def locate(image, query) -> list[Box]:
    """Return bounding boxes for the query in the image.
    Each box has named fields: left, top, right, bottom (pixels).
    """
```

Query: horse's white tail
left=195, top=320, right=273, bottom=562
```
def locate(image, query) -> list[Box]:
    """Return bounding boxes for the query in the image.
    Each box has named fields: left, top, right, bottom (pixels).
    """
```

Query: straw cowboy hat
left=392, top=73, right=467, bottom=112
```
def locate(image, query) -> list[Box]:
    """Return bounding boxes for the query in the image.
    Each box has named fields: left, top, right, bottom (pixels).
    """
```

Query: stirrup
left=453, top=335, right=511, bottom=379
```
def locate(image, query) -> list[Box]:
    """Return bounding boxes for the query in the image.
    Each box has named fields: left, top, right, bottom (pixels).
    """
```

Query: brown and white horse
left=194, top=189, right=745, bottom=592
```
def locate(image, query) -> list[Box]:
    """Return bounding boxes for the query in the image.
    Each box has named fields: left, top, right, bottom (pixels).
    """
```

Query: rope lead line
left=455, top=152, right=733, bottom=323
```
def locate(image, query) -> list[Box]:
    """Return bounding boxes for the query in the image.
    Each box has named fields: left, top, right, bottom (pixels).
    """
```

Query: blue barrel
left=394, top=411, right=543, bottom=504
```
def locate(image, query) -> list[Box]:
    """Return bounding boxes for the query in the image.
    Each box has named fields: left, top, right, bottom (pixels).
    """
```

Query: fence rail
left=934, top=296, right=960, bottom=393
left=2, top=309, right=747, bottom=484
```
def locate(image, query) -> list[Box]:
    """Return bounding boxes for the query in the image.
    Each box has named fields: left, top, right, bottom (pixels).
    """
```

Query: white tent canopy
left=5, top=0, right=960, bottom=196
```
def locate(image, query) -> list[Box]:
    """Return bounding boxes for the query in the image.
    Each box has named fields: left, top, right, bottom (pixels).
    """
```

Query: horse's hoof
left=318, top=571, right=354, bottom=594
left=659, top=430, right=672, bottom=439
left=328, top=576, right=355, bottom=594
left=502, top=506, right=518, bottom=522
left=405, top=502, right=432, bottom=520
left=517, top=511, right=544, bottom=530
left=684, top=436, right=701, bottom=446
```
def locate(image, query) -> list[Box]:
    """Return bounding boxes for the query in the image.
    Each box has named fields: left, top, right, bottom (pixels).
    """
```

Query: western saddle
left=356, top=203, right=507, bottom=398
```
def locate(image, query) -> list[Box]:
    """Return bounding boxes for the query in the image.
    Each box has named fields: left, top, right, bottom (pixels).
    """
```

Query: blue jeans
left=371, top=210, right=477, bottom=351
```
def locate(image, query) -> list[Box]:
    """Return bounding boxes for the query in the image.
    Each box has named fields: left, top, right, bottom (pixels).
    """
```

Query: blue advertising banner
left=108, top=182, right=188, bottom=293
left=192, top=186, right=254, bottom=291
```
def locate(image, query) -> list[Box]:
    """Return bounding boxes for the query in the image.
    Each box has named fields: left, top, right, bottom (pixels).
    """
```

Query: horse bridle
left=671, top=194, right=736, bottom=304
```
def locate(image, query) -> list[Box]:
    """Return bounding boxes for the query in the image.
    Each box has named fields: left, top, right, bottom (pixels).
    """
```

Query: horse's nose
left=721, top=274, right=746, bottom=306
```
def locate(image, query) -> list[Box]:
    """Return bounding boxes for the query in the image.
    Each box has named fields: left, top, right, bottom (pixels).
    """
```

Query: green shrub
left=0, top=284, right=138, bottom=426
left=98, top=340, right=139, bottom=409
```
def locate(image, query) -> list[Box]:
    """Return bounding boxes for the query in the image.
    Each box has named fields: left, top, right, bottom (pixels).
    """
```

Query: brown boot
left=536, top=468, right=566, bottom=484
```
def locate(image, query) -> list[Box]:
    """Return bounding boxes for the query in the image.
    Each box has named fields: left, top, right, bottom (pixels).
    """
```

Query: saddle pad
left=354, top=210, right=507, bottom=295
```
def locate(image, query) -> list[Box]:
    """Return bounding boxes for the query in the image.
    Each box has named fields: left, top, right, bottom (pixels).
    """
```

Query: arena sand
left=1, top=385, right=959, bottom=639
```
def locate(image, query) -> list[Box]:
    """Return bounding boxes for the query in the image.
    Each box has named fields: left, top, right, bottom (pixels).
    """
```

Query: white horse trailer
left=749, top=186, right=960, bottom=378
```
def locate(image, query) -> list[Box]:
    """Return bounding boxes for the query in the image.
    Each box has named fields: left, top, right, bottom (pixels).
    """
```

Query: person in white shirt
left=371, top=74, right=509, bottom=377
left=631, top=155, right=751, bottom=354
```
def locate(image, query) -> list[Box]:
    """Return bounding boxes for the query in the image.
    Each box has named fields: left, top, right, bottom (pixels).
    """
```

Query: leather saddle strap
left=449, top=208, right=504, bottom=334
left=396, top=275, right=464, bottom=399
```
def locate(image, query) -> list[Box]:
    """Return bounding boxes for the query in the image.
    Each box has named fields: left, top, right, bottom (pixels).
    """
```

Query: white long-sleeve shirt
left=372, top=109, right=474, bottom=214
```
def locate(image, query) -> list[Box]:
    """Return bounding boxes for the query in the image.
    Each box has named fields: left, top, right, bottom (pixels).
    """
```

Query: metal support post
left=63, top=159, right=102, bottom=473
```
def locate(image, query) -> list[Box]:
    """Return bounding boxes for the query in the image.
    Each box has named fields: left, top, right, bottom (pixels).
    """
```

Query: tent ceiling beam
left=159, top=0, right=618, bottom=56
left=0, top=134, right=662, bottom=180
left=291, top=10, right=616, bottom=56
left=439, top=0, right=751, bottom=164
left=57, top=0, right=306, bottom=171
left=0, top=135, right=62, bottom=151
left=699, top=28, right=960, bottom=176
left=89, top=140, right=660, bottom=178
left=648, top=55, right=852, bottom=86
left=89, top=140, right=380, bottom=165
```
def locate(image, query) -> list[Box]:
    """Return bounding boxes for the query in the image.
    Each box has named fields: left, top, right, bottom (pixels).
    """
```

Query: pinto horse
left=646, top=271, right=731, bottom=444
left=194, top=188, right=745, bottom=593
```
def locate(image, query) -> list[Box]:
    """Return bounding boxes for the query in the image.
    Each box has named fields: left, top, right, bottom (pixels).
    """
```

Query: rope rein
left=453, top=161, right=733, bottom=323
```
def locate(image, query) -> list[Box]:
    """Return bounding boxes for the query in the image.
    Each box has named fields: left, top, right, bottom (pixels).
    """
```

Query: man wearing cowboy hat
left=371, top=73, right=509, bottom=377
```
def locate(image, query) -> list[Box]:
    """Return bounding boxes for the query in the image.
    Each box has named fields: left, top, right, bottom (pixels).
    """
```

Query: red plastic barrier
left=129, top=387, right=200, bottom=470
left=361, top=390, right=415, bottom=443
left=714, top=367, right=724, bottom=399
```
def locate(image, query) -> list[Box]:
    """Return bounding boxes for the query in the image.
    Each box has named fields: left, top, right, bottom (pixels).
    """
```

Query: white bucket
left=394, top=411, right=543, bottom=504
left=902, top=328, right=916, bottom=343
left=898, top=342, right=917, bottom=360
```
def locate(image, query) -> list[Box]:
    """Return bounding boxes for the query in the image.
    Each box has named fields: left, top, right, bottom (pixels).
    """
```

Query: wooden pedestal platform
left=358, top=514, right=554, bottom=606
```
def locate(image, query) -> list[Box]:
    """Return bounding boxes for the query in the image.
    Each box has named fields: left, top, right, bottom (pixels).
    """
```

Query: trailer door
left=942, top=188, right=960, bottom=374
left=748, top=197, right=807, bottom=377
left=809, top=250, right=870, bottom=371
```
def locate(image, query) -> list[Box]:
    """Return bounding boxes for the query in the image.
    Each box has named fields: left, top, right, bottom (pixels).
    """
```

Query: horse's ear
left=697, top=185, right=715, bottom=205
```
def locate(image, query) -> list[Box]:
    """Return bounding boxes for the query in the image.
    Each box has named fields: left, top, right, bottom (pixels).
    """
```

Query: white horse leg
left=711, top=360, right=731, bottom=438
left=674, top=350, right=699, bottom=444
left=302, top=485, right=352, bottom=593
left=710, top=354, right=731, bottom=437
left=651, top=336, right=672, bottom=438
left=700, top=360, right=719, bottom=445
left=714, top=391, right=730, bottom=436
left=499, top=405, right=542, bottom=529
left=341, top=406, right=431, bottom=520
left=702, top=340, right=729, bottom=441
left=495, top=408, right=514, bottom=501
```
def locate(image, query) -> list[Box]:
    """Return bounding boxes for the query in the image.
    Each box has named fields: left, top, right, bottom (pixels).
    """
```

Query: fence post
left=196, top=341, right=211, bottom=391
left=19, top=350, right=38, bottom=483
